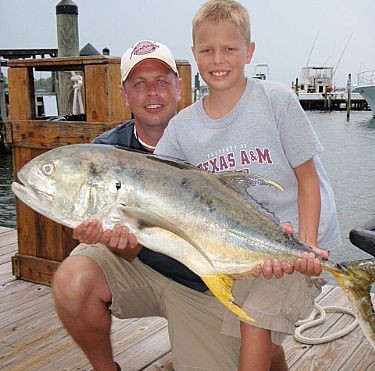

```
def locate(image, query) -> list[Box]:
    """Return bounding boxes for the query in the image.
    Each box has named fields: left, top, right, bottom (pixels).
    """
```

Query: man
left=53, top=40, right=242, bottom=371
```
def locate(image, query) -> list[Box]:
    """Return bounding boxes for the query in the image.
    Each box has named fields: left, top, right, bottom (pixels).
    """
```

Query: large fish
left=12, top=144, right=375, bottom=349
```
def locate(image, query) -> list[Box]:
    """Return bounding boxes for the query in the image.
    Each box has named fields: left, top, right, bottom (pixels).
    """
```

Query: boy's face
left=192, top=21, right=255, bottom=93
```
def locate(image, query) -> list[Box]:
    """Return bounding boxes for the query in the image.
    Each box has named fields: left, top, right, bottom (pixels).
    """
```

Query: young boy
left=155, top=1, right=342, bottom=370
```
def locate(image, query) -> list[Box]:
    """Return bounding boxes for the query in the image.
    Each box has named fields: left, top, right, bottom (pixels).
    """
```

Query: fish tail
left=202, top=274, right=254, bottom=322
left=329, top=258, right=375, bottom=349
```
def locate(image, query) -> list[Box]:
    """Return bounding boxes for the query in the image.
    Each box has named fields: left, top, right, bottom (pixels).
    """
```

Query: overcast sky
left=1, top=0, right=374, bottom=88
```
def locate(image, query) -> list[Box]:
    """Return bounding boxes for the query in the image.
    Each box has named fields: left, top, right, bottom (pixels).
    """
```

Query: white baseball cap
left=120, top=40, right=179, bottom=82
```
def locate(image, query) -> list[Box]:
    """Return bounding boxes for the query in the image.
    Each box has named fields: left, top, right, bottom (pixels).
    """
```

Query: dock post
left=0, top=69, right=7, bottom=124
left=346, top=73, right=351, bottom=121
left=324, top=91, right=328, bottom=111
left=56, top=0, right=79, bottom=116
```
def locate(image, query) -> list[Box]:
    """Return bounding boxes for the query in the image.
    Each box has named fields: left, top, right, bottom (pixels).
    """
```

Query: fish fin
left=119, top=205, right=214, bottom=268
left=202, top=274, right=254, bottom=322
left=115, top=145, right=198, bottom=170
left=328, top=258, right=375, bottom=349
left=217, top=172, right=283, bottom=225
left=217, top=172, right=284, bottom=192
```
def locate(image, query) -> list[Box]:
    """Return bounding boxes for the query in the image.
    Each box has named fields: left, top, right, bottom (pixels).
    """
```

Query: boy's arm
left=254, top=159, right=328, bottom=279
left=295, top=158, right=320, bottom=247
left=294, top=158, right=329, bottom=275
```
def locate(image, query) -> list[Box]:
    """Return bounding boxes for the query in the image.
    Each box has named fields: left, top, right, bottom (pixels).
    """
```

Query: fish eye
left=115, top=181, right=121, bottom=190
left=41, top=162, right=55, bottom=176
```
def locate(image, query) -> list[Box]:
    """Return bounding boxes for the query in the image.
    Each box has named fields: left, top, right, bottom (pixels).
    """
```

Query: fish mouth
left=11, top=181, right=75, bottom=229
left=11, top=181, right=54, bottom=214
left=12, top=181, right=42, bottom=206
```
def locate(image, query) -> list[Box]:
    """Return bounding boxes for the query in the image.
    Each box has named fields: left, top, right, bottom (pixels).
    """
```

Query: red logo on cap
left=131, top=41, right=160, bottom=59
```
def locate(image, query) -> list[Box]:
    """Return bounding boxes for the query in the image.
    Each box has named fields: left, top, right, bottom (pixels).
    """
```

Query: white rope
left=71, top=72, right=84, bottom=115
left=294, top=303, right=358, bottom=345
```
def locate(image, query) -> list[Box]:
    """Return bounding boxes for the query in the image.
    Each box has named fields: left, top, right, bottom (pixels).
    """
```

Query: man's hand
left=100, top=224, right=142, bottom=261
left=72, top=220, right=142, bottom=261
left=72, top=219, right=104, bottom=244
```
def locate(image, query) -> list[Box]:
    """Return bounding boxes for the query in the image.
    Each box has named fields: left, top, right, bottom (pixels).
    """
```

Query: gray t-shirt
left=155, top=78, right=342, bottom=249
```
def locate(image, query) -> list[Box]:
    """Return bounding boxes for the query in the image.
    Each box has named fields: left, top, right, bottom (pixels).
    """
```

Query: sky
left=1, top=0, right=374, bottom=88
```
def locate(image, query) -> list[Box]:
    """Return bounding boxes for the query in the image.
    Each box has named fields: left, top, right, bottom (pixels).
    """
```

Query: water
left=308, top=111, right=375, bottom=264
left=0, top=111, right=374, bottom=263
left=0, top=149, right=16, bottom=228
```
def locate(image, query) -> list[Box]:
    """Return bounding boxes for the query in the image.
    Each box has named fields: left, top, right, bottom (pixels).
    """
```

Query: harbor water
left=0, top=111, right=374, bottom=269
left=0, top=149, right=15, bottom=229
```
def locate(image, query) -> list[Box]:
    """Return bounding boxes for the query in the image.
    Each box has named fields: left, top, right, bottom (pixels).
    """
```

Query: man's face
left=121, top=59, right=181, bottom=130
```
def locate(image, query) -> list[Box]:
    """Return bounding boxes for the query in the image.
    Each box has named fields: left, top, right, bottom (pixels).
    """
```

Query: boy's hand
left=251, top=224, right=330, bottom=279
left=251, top=259, right=294, bottom=279
left=294, top=247, right=329, bottom=276
left=251, top=222, right=295, bottom=279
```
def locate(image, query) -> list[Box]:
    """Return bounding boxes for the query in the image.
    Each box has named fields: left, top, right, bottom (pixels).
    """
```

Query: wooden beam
left=8, top=119, right=121, bottom=148
left=12, top=254, right=60, bottom=285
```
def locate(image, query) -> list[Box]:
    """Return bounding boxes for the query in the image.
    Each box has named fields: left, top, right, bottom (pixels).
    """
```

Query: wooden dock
left=1, top=226, right=374, bottom=370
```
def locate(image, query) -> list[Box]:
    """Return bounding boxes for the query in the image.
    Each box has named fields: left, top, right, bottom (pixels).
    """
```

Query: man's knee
left=53, top=255, right=111, bottom=308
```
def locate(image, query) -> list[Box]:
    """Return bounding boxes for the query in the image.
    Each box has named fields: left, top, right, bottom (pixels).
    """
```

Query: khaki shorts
left=71, top=243, right=240, bottom=371
left=221, top=273, right=324, bottom=345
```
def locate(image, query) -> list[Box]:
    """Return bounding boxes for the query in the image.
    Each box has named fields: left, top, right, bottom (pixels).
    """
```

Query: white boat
left=354, top=70, right=375, bottom=116
left=251, top=63, right=269, bottom=80
left=295, top=66, right=367, bottom=110
left=296, top=66, right=334, bottom=100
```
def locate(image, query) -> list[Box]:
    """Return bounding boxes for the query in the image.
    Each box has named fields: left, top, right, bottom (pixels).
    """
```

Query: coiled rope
left=294, top=303, right=358, bottom=344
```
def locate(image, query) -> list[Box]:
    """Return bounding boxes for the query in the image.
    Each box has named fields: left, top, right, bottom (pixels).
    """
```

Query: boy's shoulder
left=250, top=78, right=296, bottom=108
left=251, top=78, right=292, bottom=96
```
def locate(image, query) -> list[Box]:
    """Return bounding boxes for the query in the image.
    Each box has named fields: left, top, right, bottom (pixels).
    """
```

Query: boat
left=349, top=216, right=375, bottom=257
left=295, top=66, right=368, bottom=111
left=354, top=70, right=375, bottom=116
left=296, top=66, right=333, bottom=99
left=251, top=63, right=269, bottom=80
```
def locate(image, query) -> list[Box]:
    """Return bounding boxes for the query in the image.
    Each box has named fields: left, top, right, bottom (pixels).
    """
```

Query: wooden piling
left=346, top=73, right=351, bottom=121
left=56, top=0, right=80, bottom=116
left=176, top=59, right=192, bottom=111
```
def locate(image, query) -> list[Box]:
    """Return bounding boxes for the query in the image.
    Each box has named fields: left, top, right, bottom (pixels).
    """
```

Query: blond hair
left=192, top=0, right=251, bottom=44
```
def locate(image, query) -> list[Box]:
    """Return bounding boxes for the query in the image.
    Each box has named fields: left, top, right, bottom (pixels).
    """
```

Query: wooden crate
left=6, top=55, right=192, bottom=285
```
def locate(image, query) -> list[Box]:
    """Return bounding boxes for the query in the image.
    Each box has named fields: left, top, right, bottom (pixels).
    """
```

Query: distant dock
left=298, top=92, right=369, bottom=111
left=295, top=67, right=369, bottom=111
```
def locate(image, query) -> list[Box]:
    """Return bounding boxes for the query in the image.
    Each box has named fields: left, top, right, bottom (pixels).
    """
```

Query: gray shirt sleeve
left=278, top=91, right=324, bottom=168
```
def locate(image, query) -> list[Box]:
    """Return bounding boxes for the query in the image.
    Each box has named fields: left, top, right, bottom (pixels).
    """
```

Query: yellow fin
left=202, top=274, right=254, bottom=322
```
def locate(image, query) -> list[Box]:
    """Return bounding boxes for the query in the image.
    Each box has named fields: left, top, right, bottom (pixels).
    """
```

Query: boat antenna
left=306, top=31, right=319, bottom=66
left=333, top=33, right=353, bottom=78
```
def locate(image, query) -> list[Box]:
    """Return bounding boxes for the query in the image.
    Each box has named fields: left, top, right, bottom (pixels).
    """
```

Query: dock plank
left=1, top=227, right=374, bottom=370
